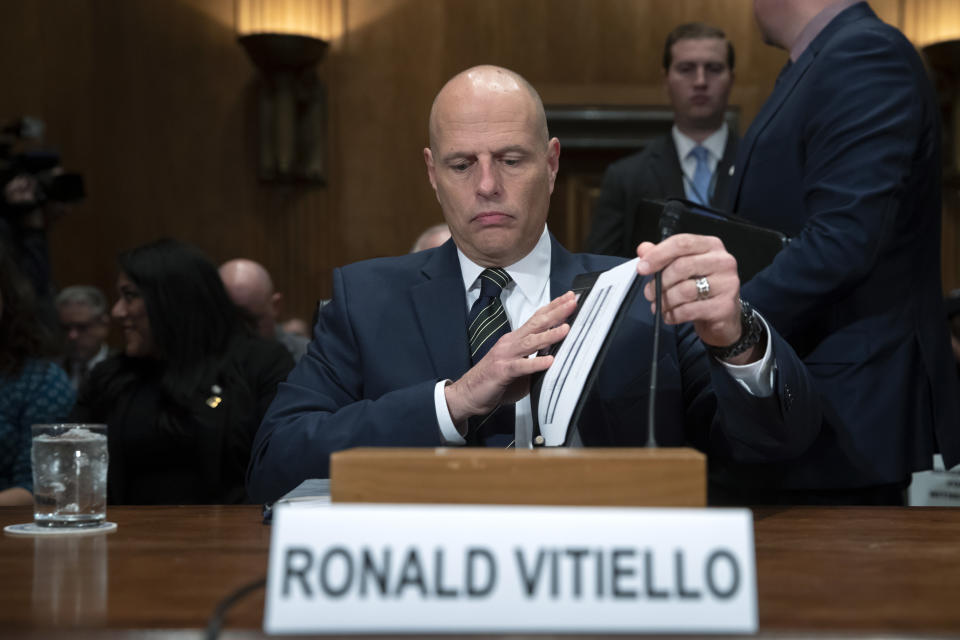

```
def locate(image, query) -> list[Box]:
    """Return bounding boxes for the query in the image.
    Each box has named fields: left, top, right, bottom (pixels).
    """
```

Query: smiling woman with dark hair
left=0, top=241, right=74, bottom=506
left=71, top=238, right=294, bottom=505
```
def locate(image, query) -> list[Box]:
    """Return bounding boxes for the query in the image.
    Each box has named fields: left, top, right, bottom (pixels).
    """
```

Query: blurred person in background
left=1, top=118, right=85, bottom=332
left=0, top=241, right=74, bottom=506
left=410, top=223, right=451, bottom=253
left=56, top=285, right=111, bottom=391
left=219, top=258, right=310, bottom=363
left=280, top=317, right=310, bottom=339
left=71, top=239, right=293, bottom=504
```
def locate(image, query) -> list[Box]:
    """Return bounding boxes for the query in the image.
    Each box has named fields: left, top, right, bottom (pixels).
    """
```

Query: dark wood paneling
left=0, top=1, right=338, bottom=324
left=1, top=0, right=792, bottom=324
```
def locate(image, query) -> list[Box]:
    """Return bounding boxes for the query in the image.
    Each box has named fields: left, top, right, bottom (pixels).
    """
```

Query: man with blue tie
left=722, top=0, right=960, bottom=504
left=246, top=65, right=821, bottom=505
left=585, top=23, right=739, bottom=257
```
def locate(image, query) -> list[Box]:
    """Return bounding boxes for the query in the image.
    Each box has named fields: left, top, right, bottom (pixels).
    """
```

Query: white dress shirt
left=672, top=122, right=729, bottom=204
left=434, top=225, right=775, bottom=447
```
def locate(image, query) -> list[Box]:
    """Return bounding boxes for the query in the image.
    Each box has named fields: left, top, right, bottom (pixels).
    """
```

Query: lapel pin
left=206, top=384, right=223, bottom=408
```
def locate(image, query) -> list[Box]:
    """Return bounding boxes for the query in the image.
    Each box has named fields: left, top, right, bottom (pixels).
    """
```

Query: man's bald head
left=428, top=65, right=549, bottom=152
left=219, top=258, right=281, bottom=338
left=423, top=65, right=561, bottom=267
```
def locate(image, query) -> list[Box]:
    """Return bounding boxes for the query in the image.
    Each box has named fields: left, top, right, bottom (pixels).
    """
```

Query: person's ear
left=271, top=292, right=283, bottom=318
left=546, top=138, right=561, bottom=194
left=424, top=148, right=440, bottom=202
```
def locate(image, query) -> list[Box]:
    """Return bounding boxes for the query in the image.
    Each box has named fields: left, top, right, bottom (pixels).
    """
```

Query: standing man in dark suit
left=246, top=65, right=821, bottom=505
left=721, top=0, right=960, bottom=504
left=585, top=23, right=738, bottom=257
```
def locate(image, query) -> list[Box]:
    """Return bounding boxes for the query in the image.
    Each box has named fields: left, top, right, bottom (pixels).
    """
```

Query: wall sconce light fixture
left=237, top=1, right=329, bottom=183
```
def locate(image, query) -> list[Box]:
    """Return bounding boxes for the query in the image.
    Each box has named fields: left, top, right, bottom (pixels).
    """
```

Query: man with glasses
left=56, top=285, right=110, bottom=390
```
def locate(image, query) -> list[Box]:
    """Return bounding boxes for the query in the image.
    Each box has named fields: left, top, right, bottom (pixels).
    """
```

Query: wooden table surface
left=2, top=505, right=959, bottom=638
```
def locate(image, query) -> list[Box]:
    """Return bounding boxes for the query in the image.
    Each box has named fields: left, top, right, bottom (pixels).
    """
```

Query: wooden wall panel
left=5, top=0, right=951, bottom=325
left=902, top=0, right=960, bottom=46
left=328, top=0, right=788, bottom=267
left=0, top=0, right=337, bottom=324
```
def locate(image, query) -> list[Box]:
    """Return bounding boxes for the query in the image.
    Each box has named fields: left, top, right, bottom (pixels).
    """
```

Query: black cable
left=204, top=576, right=267, bottom=640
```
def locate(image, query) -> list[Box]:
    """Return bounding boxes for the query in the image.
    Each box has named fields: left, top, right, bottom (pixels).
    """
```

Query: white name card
left=264, top=504, right=757, bottom=635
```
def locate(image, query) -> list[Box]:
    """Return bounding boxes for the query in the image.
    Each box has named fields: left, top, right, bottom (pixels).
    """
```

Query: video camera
left=1, top=116, right=85, bottom=216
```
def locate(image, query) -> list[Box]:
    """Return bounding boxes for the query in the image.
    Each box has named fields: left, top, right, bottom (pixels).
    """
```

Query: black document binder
left=639, top=197, right=789, bottom=283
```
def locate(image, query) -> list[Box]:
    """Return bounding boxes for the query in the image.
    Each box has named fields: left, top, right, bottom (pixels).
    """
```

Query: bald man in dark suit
left=247, top=65, right=821, bottom=505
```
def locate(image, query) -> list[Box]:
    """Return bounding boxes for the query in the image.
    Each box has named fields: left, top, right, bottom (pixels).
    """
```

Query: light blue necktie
left=689, top=145, right=712, bottom=205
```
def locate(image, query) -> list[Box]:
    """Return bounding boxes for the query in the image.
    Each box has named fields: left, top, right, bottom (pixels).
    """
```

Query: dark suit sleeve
left=678, top=324, right=821, bottom=463
left=246, top=268, right=444, bottom=503
left=580, top=294, right=820, bottom=462
left=742, top=29, right=927, bottom=337
left=584, top=163, right=631, bottom=256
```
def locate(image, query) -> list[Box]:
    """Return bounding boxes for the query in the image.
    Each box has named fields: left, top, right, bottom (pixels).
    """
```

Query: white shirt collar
left=457, top=225, right=552, bottom=308
left=86, top=343, right=109, bottom=372
left=672, top=121, right=728, bottom=163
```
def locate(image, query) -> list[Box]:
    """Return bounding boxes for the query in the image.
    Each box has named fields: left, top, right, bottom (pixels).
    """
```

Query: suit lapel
left=654, top=135, right=686, bottom=198
left=730, top=2, right=873, bottom=211
left=633, top=136, right=684, bottom=254
left=712, top=134, right=738, bottom=209
left=730, top=55, right=813, bottom=211
left=550, top=237, right=589, bottom=299
left=411, top=241, right=471, bottom=380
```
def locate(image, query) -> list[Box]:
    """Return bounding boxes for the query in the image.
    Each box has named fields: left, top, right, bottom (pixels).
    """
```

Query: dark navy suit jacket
left=247, top=236, right=820, bottom=504
left=726, top=2, right=960, bottom=491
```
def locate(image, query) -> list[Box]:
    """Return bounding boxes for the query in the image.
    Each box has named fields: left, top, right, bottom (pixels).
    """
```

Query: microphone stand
left=646, top=274, right=663, bottom=448
left=646, top=201, right=684, bottom=448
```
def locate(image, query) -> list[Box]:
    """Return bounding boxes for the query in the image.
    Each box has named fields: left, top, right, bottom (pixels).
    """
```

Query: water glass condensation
left=31, top=424, right=108, bottom=528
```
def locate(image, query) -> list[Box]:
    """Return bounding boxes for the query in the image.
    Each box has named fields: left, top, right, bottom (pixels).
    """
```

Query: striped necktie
left=468, top=268, right=511, bottom=361
left=466, top=268, right=514, bottom=446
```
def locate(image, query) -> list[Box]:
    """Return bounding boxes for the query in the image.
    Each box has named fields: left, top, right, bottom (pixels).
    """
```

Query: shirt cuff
left=434, top=380, right=467, bottom=445
left=718, top=313, right=776, bottom=398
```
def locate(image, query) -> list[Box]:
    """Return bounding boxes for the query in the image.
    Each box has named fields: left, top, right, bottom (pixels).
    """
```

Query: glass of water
left=31, top=424, right=108, bottom=528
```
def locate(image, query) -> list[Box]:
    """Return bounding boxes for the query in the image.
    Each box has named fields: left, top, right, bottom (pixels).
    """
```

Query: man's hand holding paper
left=636, top=234, right=761, bottom=365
